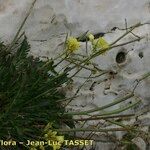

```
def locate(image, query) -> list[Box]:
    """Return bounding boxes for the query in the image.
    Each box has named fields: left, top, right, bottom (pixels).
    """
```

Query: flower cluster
left=44, top=130, right=64, bottom=150
left=30, top=123, right=64, bottom=150
left=88, top=33, right=110, bottom=53
left=66, top=37, right=80, bottom=52
left=44, top=123, right=64, bottom=150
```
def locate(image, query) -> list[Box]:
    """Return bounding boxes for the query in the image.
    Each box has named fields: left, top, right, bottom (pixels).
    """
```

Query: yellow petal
left=88, top=33, right=94, bottom=41
left=66, top=37, right=80, bottom=52
left=52, top=144, right=61, bottom=150
left=56, top=136, right=64, bottom=143
left=96, top=37, right=109, bottom=49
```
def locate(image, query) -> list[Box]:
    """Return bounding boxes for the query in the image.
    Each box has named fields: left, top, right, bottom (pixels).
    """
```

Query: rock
left=132, top=137, right=146, bottom=150
left=0, top=0, right=150, bottom=150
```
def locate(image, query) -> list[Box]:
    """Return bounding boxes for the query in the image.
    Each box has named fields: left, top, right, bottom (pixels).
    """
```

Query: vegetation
left=0, top=0, right=149, bottom=150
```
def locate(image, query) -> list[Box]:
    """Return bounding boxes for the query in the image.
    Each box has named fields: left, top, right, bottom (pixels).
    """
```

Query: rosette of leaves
left=0, top=37, right=74, bottom=149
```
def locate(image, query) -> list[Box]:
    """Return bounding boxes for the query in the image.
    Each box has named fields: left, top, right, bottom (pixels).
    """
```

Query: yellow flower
left=66, top=37, right=80, bottom=52
left=93, top=37, right=109, bottom=49
left=44, top=130, right=64, bottom=150
left=88, top=33, right=94, bottom=41
left=52, top=144, right=61, bottom=150
left=44, top=130, right=57, bottom=140
left=56, top=136, right=64, bottom=143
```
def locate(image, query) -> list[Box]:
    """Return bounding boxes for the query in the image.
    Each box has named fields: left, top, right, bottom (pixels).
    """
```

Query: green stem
left=75, top=71, right=108, bottom=79
left=64, top=92, right=134, bottom=115
left=105, top=119, right=130, bottom=129
left=110, top=22, right=141, bottom=46
left=97, top=100, right=141, bottom=116
left=138, top=71, right=150, bottom=82
left=69, top=67, right=83, bottom=79
left=55, top=127, right=133, bottom=133
left=6, top=0, right=37, bottom=52
left=65, top=58, right=98, bottom=72
left=64, top=73, right=92, bottom=107
left=62, top=114, right=134, bottom=121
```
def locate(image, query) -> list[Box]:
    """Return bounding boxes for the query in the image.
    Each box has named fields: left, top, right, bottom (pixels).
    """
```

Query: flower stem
left=64, top=92, right=134, bottom=115
left=97, top=100, right=141, bottom=116
left=61, top=114, right=134, bottom=121
left=55, top=127, right=134, bottom=133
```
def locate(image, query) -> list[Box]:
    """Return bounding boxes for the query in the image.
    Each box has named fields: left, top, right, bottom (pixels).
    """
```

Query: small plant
left=0, top=36, right=74, bottom=150
left=0, top=1, right=150, bottom=150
